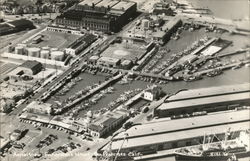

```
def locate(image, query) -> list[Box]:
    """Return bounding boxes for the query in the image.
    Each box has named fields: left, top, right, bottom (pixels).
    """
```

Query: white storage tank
left=40, top=50, right=50, bottom=59
left=51, top=51, right=64, bottom=61
left=50, top=48, right=58, bottom=52
left=17, top=43, right=27, bottom=47
left=27, top=47, right=41, bottom=57
left=15, top=46, right=24, bottom=55
left=42, top=46, right=50, bottom=50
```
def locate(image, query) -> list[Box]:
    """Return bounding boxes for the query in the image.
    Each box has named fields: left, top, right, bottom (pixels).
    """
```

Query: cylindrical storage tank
left=17, top=43, right=27, bottom=47
left=15, top=46, right=24, bottom=55
left=42, top=46, right=50, bottom=50
left=51, top=51, right=65, bottom=61
left=27, top=47, right=41, bottom=57
left=40, top=50, right=50, bottom=59
left=50, top=48, right=58, bottom=52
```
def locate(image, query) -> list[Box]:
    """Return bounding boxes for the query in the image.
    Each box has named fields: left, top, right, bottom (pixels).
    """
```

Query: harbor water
left=187, top=0, right=249, bottom=20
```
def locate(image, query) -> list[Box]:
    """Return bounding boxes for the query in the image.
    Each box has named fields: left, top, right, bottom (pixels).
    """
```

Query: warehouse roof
left=20, top=60, right=43, bottom=70
left=159, top=92, right=250, bottom=110
left=110, top=121, right=250, bottom=150
left=112, top=1, right=135, bottom=11
left=79, top=0, right=102, bottom=6
left=7, top=19, right=34, bottom=28
left=98, top=56, right=120, bottom=64
left=26, top=101, right=52, bottom=112
left=167, top=83, right=250, bottom=102
left=162, top=18, right=181, bottom=31
left=114, top=109, right=250, bottom=140
left=96, top=0, right=119, bottom=8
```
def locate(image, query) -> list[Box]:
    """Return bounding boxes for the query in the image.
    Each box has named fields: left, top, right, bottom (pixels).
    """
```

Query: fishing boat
left=175, top=130, right=250, bottom=161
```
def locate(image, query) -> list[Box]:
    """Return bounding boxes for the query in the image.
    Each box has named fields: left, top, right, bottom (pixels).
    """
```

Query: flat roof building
left=166, top=83, right=250, bottom=102
left=96, top=0, right=119, bottom=8
left=55, top=0, right=137, bottom=32
left=155, top=92, right=250, bottom=117
left=89, top=109, right=128, bottom=137
left=97, top=56, right=121, bottom=68
left=114, top=109, right=250, bottom=140
left=107, top=121, right=249, bottom=153
left=25, top=101, right=52, bottom=115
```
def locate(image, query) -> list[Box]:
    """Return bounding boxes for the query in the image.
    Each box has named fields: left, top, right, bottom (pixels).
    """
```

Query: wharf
left=195, top=59, right=250, bottom=76
left=159, top=37, right=217, bottom=75
left=62, top=73, right=124, bottom=112
left=218, top=48, right=250, bottom=58
left=133, top=46, right=159, bottom=71
left=116, top=91, right=143, bottom=111
left=133, top=140, right=240, bottom=161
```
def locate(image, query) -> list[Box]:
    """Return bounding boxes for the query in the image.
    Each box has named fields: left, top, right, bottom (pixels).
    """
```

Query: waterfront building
left=154, top=83, right=250, bottom=118
left=54, top=0, right=137, bottom=32
left=155, top=92, right=250, bottom=118
left=97, top=56, right=121, bottom=68
left=25, top=101, right=52, bottom=115
left=143, top=85, right=163, bottom=101
left=99, top=110, right=250, bottom=156
left=88, top=109, right=129, bottom=138
left=152, top=2, right=173, bottom=15
left=152, top=18, right=182, bottom=45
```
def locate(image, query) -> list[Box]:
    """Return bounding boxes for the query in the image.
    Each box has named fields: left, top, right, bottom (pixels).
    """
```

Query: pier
left=195, top=59, right=250, bottom=76
left=218, top=48, right=250, bottom=58
left=55, top=73, right=124, bottom=114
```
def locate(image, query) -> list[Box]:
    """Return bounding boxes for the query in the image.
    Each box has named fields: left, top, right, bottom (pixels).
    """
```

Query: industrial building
left=143, top=85, right=163, bottom=101
left=152, top=18, right=182, bottom=45
left=0, top=19, right=35, bottom=36
left=65, top=33, right=97, bottom=56
left=25, top=101, right=52, bottom=115
left=166, top=83, right=250, bottom=102
left=97, top=56, right=121, bottom=68
left=114, top=109, right=250, bottom=140
left=99, top=110, right=250, bottom=156
left=89, top=109, right=128, bottom=138
left=155, top=92, right=250, bottom=118
left=8, top=60, right=43, bottom=78
left=154, top=83, right=250, bottom=118
left=54, top=0, right=137, bottom=32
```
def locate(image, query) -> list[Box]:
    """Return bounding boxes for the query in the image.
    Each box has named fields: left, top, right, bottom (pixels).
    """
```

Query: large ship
left=175, top=130, right=250, bottom=161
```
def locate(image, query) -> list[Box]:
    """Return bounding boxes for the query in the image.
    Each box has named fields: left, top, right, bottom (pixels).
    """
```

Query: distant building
left=54, top=0, right=137, bottom=32
left=88, top=109, right=128, bottom=138
left=152, top=2, right=174, bottom=16
left=152, top=18, right=182, bottom=45
left=143, top=85, right=162, bottom=101
left=97, top=56, right=121, bottom=68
